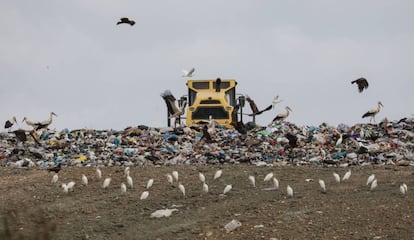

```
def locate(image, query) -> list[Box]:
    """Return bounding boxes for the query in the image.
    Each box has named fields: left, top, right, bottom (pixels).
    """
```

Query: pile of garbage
left=1, top=117, right=413, bottom=168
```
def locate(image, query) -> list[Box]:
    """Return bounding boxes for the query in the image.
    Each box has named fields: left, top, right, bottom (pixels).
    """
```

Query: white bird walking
left=248, top=176, right=256, bottom=188
left=172, top=171, right=179, bottom=182
left=223, top=184, right=232, bottom=195
left=273, top=177, right=279, bottom=189
left=178, top=183, right=186, bottom=197
left=342, top=170, right=351, bottom=181
left=146, top=178, right=154, bottom=189
left=333, top=172, right=340, bottom=183
left=287, top=185, right=293, bottom=197
left=199, top=172, right=206, bottom=183
left=102, top=178, right=111, bottom=189
left=127, top=174, right=133, bottom=188
left=140, top=191, right=149, bottom=200
left=96, top=168, right=102, bottom=179
left=166, top=174, right=174, bottom=184
left=51, top=174, right=59, bottom=184
left=203, top=182, right=209, bottom=193
left=402, top=183, right=408, bottom=193
left=366, top=174, right=375, bottom=186
left=370, top=179, right=378, bottom=191
left=264, top=172, right=274, bottom=182
left=124, top=166, right=130, bottom=176
left=121, top=183, right=127, bottom=193
left=81, top=174, right=88, bottom=186
left=318, top=179, right=326, bottom=193
left=214, top=169, right=223, bottom=180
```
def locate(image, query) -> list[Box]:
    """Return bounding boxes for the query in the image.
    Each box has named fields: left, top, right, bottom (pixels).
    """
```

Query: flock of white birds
left=50, top=167, right=409, bottom=200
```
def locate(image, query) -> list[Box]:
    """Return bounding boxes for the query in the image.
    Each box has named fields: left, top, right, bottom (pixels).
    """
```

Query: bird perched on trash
left=4, top=116, right=17, bottom=131
left=285, top=132, right=298, bottom=148
left=117, top=17, right=135, bottom=26
left=362, top=101, right=383, bottom=124
left=23, top=112, right=57, bottom=131
left=182, top=67, right=195, bottom=77
left=351, top=77, right=369, bottom=93
left=48, top=163, right=61, bottom=173
left=160, top=90, right=187, bottom=127
left=201, top=125, right=213, bottom=143
left=245, top=95, right=272, bottom=117
left=271, top=106, right=292, bottom=124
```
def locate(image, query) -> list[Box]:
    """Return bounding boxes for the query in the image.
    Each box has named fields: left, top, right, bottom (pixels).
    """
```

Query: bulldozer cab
left=186, top=79, right=237, bottom=128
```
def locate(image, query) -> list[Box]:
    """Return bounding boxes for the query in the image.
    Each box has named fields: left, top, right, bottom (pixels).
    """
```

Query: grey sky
left=1, top=1, right=413, bottom=131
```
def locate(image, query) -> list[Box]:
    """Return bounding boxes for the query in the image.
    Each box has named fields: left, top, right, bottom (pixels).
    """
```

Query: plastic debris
left=224, top=219, right=242, bottom=233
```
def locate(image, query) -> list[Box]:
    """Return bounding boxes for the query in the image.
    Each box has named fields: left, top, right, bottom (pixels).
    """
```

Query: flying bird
left=245, top=95, right=272, bottom=117
left=362, top=101, right=383, bottom=123
left=272, top=95, right=283, bottom=109
left=4, top=116, right=17, bottom=131
left=160, top=90, right=187, bottom=127
left=351, top=77, right=369, bottom=93
left=271, top=106, right=292, bottom=123
left=117, top=17, right=135, bottom=26
left=182, top=67, right=195, bottom=77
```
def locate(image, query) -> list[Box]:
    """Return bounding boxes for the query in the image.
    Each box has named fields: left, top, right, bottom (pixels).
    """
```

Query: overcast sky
left=1, top=1, right=413, bottom=131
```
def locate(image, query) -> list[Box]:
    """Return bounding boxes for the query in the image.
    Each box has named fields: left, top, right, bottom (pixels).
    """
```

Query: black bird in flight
left=246, top=96, right=272, bottom=117
left=117, top=17, right=135, bottom=26
left=351, top=77, right=369, bottom=93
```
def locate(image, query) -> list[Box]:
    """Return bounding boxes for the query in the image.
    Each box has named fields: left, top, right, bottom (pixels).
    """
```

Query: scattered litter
left=224, top=219, right=242, bottom=233
left=150, top=208, right=178, bottom=218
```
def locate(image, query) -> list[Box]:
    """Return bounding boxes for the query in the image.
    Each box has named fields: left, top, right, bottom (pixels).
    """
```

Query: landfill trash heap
left=1, top=118, right=413, bottom=168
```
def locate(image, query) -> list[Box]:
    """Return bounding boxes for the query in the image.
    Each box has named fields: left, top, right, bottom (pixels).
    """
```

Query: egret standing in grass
left=203, top=183, right=209, bottom=193
left=127, top=174, right=133, bottom=189
left=273, top=178, right=279, bottom=189
left=96, top=168, right=102, bottom=180
left=172, top=171, right=179, bottom=182
left=370, top=179, right=378, bottom=191
left=166, top=174, right=174, bottom=184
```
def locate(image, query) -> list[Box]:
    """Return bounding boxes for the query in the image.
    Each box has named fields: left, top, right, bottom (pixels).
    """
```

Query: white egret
left=273, top=178, right=279, bottom=189
left=318, top=179, right=326, bottom=193
left=127, top=174, right=133, bottom=188
left=400, top=184, right=407, bottom=195
left=172, top=171, right=179, bottom=182
left=214, top=169, right=223, bottom=180
left=287, top=185, right=293, bottom=197
left=264, top=172, right=273, bottom=182
left=366, top=174, right=375, bottom=186
left=62, top=183, right=69, bottom=193
left=166, top=174, right=174, bottom=184
left=203, top=183, right=209, bottom=193
left=223, top=184, right=232, bottom=195
left=81, top=174, right=88, bottom=186
left=178, top=183, right=185, bottom=197
left=67, top=181, right=75, bottom=191
left=342, top=170, right=351, bottom=181
left=248, top=176, right=256, bottom=188
left=121, top=183, right=127, bottom=193
left=103, top=178, right=111, bottom=189
left=96, top=168, right=102, bottom=180
left=199, top=172, right=206, bottom=183
left=333, top=172, right=340, bottom=183
left=140, top=191, right=149, bottom=200
left=51, top=174, right=58, bottom=184
left=370, top=179, right=378, bottom=191
left=147, top=179, right=154, bottom=189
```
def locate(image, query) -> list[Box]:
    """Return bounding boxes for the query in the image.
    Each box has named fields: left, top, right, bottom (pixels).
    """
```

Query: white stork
left=4, top=116, right=17, bottom=132
left=160, top=90, right=187, bottom=127
left=271, top=106, right=292, bottom=124
left=182, top=67, right=195, bottom=77
left=245, top=95, right=272, bottom=117
left=22, top=112, right=57, bottom=130
left=362, top=101, right=383, bottom=123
